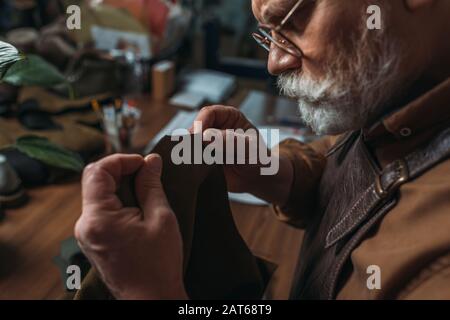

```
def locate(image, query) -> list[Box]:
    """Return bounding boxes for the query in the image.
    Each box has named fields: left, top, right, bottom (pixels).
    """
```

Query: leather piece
left=18, top=100, right=62, bottom=131
left=328, top=199, right=397, bottom=298
left=18, top=86, right=112, bottom=114
left=73, top=135, right=264, bottom=300
left=155, top=135, right=264, bottom=299
left=405, top=128, right=450, bottom=178
left=0, top=148, right=49, bottom=186
left=291, top=132, right=380, bottom=299
left=325, top=184, right=380, bottom=249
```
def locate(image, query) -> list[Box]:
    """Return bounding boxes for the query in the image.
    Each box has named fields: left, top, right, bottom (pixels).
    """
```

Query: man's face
left=252, top=0, right=419, bottom=135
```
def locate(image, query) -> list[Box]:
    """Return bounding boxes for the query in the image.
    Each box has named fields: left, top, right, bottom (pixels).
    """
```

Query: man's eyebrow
left=260, top=4, right=290, bottom=24
left=259, top=0, right=302, bottom=25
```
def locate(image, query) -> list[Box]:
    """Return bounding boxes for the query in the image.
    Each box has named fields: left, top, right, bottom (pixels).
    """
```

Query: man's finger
left=189, top=105, right=241, bottom=133
left=135, top=154, right=172, bottom=220
left=82, top=154, right=144, bottom=207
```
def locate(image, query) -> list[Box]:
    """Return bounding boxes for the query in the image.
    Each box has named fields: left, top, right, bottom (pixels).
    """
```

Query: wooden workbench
left=0, top=83, right=304, bottom=299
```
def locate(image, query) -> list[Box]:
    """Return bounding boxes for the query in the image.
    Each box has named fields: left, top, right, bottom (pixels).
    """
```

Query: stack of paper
left=170, top=69, right=237, bottom=108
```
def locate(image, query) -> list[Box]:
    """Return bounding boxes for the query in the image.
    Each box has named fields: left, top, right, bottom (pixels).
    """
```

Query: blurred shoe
left=0, top=115, right=105, bottom=165
left=18, top=86, right=112, bottom=114
left=18, top=99, right=62, bottom=130
left=5, top=28, right=39, bottom=53
left=0, top=148, right=49, bottom=186
left=35, top=17, right=77, bottom=70
left=0, top=154, right=27, bottom=208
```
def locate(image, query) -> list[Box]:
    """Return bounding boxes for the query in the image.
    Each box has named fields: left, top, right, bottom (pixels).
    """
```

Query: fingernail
left=145, top=154, right=162, bottom=174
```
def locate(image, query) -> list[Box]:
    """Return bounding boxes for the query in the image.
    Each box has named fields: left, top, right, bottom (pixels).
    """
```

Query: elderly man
left=75, top=0, right=450, bottom=300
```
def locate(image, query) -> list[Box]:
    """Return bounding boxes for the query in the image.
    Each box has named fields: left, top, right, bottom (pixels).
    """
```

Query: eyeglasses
left=252, top=0, right=308, bottom=58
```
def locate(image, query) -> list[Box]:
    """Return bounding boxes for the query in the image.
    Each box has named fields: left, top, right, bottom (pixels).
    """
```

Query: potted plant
left=0, top=41, right=84, bottom=174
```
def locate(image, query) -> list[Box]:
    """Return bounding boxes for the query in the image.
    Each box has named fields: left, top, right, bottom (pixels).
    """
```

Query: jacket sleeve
left=271, top=136, right=336, bottom=228
left=397, top=253, right=450, bottom=300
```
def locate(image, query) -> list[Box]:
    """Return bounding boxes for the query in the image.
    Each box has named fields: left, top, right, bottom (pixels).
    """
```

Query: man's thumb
left=135, top=154, right=170, bottom=217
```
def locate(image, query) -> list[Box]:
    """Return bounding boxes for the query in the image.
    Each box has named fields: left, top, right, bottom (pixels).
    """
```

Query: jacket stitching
left=326, top=185, right=375, bottom=245
left=327, top=200, right=395, bottom=298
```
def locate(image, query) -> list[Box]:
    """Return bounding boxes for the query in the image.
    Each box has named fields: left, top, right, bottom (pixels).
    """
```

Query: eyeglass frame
left=252, top=0, right=308, bottom=58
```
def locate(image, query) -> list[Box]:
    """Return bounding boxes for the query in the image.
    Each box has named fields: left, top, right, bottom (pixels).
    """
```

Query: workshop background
left=0, top=0, right=313, bottom=299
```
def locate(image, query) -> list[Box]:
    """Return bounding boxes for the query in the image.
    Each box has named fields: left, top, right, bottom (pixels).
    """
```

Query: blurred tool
left=91, top=98, right=142, bottom=153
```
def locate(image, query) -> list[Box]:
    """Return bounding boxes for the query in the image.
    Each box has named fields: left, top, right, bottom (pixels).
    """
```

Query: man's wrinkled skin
left=75, top=154, right=187, bottom=299
left=75, top=0, right=450, bottom=299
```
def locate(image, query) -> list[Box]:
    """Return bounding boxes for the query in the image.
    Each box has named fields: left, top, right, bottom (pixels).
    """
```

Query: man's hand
left=75, top=154, right=188, bottom=300
left=190, top=105, right=294, bottom=207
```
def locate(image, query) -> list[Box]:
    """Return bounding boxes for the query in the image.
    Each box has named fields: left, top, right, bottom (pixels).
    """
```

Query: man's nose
left=267, top=44, right=302, bottom=76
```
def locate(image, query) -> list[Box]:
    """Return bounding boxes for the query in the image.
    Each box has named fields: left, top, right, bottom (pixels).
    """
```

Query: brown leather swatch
left=74, top=135, right=263, bottom=300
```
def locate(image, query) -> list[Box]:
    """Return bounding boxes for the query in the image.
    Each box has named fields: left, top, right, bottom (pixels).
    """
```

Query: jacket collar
left=364, top=77, right=450, bottom=143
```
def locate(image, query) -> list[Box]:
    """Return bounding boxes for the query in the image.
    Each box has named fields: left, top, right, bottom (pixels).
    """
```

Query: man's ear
left=404, top=0, right=435, bottom=11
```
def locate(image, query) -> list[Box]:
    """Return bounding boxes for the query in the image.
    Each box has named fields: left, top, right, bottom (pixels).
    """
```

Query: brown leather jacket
left=274, top=78, right=450, bottom=299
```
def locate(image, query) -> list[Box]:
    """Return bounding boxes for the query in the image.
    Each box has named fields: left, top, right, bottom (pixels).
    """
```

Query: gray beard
left=277, top=20, right=406, bottom=136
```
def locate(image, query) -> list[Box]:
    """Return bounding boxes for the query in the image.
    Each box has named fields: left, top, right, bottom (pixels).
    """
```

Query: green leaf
left=14, top=135, right=85, bottom=173
left=0, top=41, right=24, bottom=78
left=2, top=54, right=67, bottom=87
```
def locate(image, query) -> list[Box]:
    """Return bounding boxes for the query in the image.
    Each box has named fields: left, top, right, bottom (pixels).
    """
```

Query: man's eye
left=283, top=20, right=297, bottom=31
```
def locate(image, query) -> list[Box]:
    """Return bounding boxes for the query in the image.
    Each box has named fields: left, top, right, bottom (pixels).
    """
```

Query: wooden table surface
left=0, top=83, right=304, bottom=300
